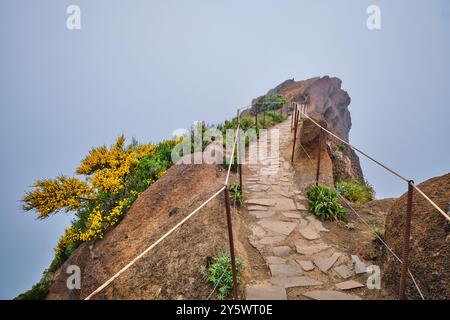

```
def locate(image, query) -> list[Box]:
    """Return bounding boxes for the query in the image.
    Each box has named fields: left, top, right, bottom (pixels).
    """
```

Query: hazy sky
left=1, top=0, right=449, bottom=299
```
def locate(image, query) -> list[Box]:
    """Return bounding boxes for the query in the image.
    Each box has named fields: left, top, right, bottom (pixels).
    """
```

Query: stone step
left=250, top=211, right=275, bottom=219
left=303, top=290, right=362, bottom=300
left=258, top=220, right=297, bottom=236
left=270, top=276, right=323, bottom=289
left=314, top=252, right=342, bottom=273
left=245, top=284, right=287, bottom=300
left=299, top=225, right=321, bottom=240
left=335, top=280, right=365, bottom=290
left=333, top=265, right=353, bottom=279
left=258, top=235, right=286, bottom=245
left=247, top=199, right=277, bottom=207
left=269, top=264, right=303, bottom=277
left=295, top=259, right=315, bottom=272
left=295, top=241, right=329, bottom=256
left=273, top=246, right=291, bottom=256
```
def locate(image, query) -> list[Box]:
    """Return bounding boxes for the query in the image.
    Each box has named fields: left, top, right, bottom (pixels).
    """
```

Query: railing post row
left=291, top=105, right=299, bottom=163
left=399, top=180, right=414, bottom=300
left=223, top=187, right=239, bottom=300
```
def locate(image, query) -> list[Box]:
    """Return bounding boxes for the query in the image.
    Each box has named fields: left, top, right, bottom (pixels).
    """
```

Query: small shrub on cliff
left=335, top=179, right=375, bottom=204
left=336, top=144, right=346, bottom=156
left=306, top=184, right=347, bottom=221
left=200, top=252, right=243, bottom=300
left=16, top=269, right=53, bottom=300
left=253, top=93, right=288, bottom=113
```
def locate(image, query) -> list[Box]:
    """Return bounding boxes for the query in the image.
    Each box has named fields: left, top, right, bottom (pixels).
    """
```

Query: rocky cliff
left=267, top=76, right=363, bottom=181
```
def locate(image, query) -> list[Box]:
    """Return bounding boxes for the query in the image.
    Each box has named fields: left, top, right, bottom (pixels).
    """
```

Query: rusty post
left=399, top=181, right=414, bottom=300
left=315, top=128, right=323, bottom=185
left=237, top=109, right=243, bottom=194
left=223, top=187, right=239, bottom=299
left=291, top=102, right=297, bottom=131
left=291, top=108, right=299, bottom=163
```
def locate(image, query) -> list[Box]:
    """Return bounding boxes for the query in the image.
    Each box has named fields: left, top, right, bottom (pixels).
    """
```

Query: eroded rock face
left=45, top=163, right=236, bottom=300
left=267, top=76, right=363, bottom=181
left=269, top=76, right=350, bottom=140
left=382, top=173, right=450, bottom=300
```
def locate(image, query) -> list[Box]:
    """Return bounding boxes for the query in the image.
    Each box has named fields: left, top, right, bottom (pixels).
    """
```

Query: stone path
left=243, top=117, right=369, bottom=300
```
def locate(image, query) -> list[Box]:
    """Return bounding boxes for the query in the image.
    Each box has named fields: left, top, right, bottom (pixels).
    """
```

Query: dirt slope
left=46, top=163, right=245, bottom=300
left=382, top=173, right=450, bottom=300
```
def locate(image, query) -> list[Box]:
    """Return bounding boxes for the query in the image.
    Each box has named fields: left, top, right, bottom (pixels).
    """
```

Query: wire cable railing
left=297, top=106, right=449, bottom=222
left=293, top=131, right=425, bottom=299
left=290, top=101, right=447, bottom=299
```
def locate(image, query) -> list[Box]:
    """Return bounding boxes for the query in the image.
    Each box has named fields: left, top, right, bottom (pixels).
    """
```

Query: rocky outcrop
left=382, top=173, right=450, bottom=300
left=46, top=163, right=244, bottom=300
left=267, top=76, right=363, bottom=181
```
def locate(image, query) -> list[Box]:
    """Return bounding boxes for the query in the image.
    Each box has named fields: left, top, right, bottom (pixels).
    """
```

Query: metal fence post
left=316, top=128, right=323, bottom=185
left=399, top=181, right=414, bottom=300
left=291, top=102, right=297, bottom=131
left=223, top=187, right=239, bottom=299
left=237, top=109, right=243, bottom=194
left=291, top=108, right=299, bottom=163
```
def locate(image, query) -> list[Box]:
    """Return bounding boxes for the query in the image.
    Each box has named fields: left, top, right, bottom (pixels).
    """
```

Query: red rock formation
left=266, top=76, right=363, bottom=181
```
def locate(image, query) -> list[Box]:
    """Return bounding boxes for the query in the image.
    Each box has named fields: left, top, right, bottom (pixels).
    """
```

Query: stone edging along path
left=243, top=117, right=370, bottom=300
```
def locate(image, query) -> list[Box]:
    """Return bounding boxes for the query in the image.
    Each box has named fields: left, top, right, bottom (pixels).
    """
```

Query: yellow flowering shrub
left=22, top=176, right=93, bottom=218
left=23, top=135, right=174, bottom=267
left=54, top=226, right=80, bottom=258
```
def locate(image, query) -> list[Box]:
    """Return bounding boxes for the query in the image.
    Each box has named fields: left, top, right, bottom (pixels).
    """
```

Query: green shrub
left=368, top=218, right=384, bottom=239
left=306, top=184, right=347, bottom=221
left=265, top=110, right=286, bottom=123
left=336, top=144, right=346, bottom=154
left=16, top=270, right=53, bottom=300
left=200, top=252, right=243, bottom=300
left=253, top=94, right=288, bottom=113
left=228, top=182, right=245, bottom=206
left=335, top=179, right=375, bottom=204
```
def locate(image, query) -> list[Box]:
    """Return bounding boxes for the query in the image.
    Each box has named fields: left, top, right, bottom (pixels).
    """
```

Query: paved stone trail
left=243, top=117, right=367, bottom=300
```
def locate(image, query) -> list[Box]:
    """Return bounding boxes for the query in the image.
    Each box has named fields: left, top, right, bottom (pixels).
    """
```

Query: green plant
left=16, top=269, right=53, bottom=300
left=335, top=179, right=375, bottom=204
left=200, top=252, right=243, bottom=300
left=265, top=110, right=286, bottom=123
left=368, top=218, right=384, bottom=238
left=228, top=182, right=245, bottom=206
left=306, top=184, right=347, bottom=221
left=346, top=222, right=355, bottom=230
left=253, top=94, right=288, bottom=113
left=336, top=144, right=346, bottom=154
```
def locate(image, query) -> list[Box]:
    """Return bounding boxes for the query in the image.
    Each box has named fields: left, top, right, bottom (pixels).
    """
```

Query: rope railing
left=293, top=128, right=425, bottom=299
left=296, top=104, right=450, bottom=222
left=290, top=101, right=447, bottom=300
left=84, top=185, right=226, bottom=300
left=84, top=109, right=245, bottom=300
